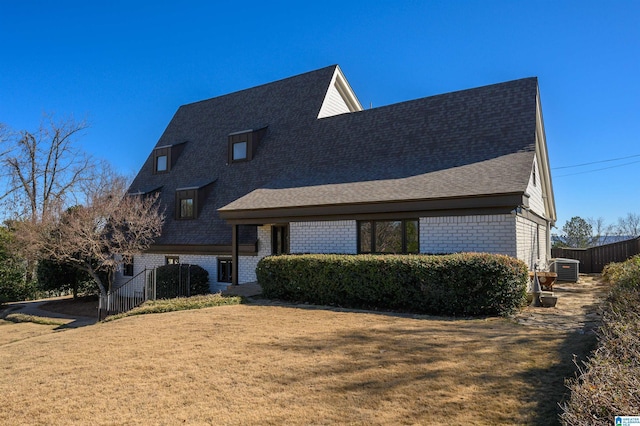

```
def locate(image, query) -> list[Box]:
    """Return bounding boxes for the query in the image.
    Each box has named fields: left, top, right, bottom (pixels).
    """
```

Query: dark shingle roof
left=129, top=66, right=539, bottom=245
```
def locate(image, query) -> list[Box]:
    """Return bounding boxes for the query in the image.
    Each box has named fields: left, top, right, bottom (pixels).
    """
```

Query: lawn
left=0, top=304, right=594, bottom=425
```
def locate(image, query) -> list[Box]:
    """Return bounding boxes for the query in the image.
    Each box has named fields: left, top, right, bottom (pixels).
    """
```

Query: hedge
left=561, top=256, right=640, bottom=425
left=154, top=264, right=210, bottom=299
left=256, top=253, right=528, bottom=316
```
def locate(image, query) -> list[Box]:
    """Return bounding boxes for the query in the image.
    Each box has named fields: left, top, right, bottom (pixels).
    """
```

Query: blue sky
left=1, top=1, right=639, bottom=231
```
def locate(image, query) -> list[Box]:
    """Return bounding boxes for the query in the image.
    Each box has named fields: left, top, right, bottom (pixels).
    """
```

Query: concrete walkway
left=0, top=298, right=98, bottom=328
left=514, top=274, right=609, bottom=334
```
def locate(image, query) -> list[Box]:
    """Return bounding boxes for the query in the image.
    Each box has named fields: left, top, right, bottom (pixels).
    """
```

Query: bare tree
left=0, top=115, right=92, bottom=223
left=33, top=172, right=165, bottom=296
left=615, top=213, right=640, bottom=237
left=587, top=217, right=615, bottom=246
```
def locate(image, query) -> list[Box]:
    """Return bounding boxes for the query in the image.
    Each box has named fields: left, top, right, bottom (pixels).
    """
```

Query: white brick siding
left=290, top=220, right=357, bottom=254
left=420, top=215, right=517, bottom=257
left=114, top=225, right=273, bottom=293
left=114, top=214, right=550, bottom=293
left=238, top=225, right=272, bottom=284
left=515, top=215, right=549, bottom=269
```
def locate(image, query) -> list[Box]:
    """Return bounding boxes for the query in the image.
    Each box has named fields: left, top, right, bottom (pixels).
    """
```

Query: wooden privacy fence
left=551, top=237, right=640, bottom=273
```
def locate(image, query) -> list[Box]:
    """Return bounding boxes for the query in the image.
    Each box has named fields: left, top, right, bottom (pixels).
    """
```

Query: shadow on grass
left=516, top=287, right=602, bottom=426
left=517, top=331, right=597, bottom=426
left=244, top=298, right=600, bottom=425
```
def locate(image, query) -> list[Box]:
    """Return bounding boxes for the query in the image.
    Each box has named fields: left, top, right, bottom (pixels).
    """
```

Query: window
left=532, top=163, right=537, bottom=186
left=228, top=127, right=267, bottom=163
left=232, top=141, right=247, bottom=161
left=123, top=258, right=134, bottom=276
left=156, top=155, right=168, bottom=172
left=153, top=146, right=171, bottom=174
left=152, top=142, right=186, bottom=174
left=358, top=219, right=419, bottom=254
left=272, top=225, right=289, bottom=255
left=175, top=189, right=197, bottom=219
left=165, top=256, right=179, bottom=265
left=180, top=198, right=194, bottom=219
left=218, top=258, right=232, bottom=283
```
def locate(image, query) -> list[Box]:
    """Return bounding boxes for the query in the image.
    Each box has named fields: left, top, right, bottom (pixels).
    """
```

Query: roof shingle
left=129, top=66, right=539, bottom=245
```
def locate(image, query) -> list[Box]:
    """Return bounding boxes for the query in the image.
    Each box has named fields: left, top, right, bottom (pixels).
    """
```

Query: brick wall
left=515, top=215, right=549, bottom=269
left=115, top=225, right=272, bottom=293
left=420, top=215, right=517, bottom=257
left=290, top=220, right=357, bottom=254
left=114, top=215, right=548, bottom=293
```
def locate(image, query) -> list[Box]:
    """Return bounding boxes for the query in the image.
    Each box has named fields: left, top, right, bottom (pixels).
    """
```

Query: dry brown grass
left=0, top=304, right=594, bottom=425
left=0, top=318, right=60, bottom=346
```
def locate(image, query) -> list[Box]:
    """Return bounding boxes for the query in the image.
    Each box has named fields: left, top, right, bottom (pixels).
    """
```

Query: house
left=119, top=65, right=556, bottom=291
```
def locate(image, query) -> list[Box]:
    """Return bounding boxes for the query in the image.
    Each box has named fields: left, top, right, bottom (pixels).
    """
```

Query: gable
left=317, top=66, right=363, bottom=118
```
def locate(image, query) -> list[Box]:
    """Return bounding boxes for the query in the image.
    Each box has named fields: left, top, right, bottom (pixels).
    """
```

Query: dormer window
left=232, top=141, right=248, bottom=161
left=176, top=189, right=197, bottom=219
left=156, top=154, right=168, bottom=172
left=228, top=127, right=267, bottom=164
left=174, top=180, right=215, bottom=220
left=153, top=142, right=187, bottom=174
left=180, top=196, right=195, bottom=219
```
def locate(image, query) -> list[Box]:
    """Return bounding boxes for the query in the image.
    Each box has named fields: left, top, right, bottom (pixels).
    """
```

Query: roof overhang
left=145, top=243, right=257, bottom=256
left=535, top=87, right=557, bottom=225
left=219, top=193, right=529, bottom=225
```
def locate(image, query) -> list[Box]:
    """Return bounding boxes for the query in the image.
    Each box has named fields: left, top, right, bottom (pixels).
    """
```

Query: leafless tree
left=587, top=217, right=615, bottom=246
left=0, top=115, right=92, bottom=223
left=32, top=172, right=165, bottom=296
left=615, top=213, right=640, bottom=237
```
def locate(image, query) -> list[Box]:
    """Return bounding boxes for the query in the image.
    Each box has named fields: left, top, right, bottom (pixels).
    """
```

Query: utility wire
left=554, top=159, right=640, bottom=178
left=553, top=153, right=640, bottom=170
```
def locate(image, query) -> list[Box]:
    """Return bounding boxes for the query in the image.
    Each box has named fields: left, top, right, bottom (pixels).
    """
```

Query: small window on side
left=123, top=259, right=134, bottom=276
left=165, top=256, right=179, bottom=265
left=232, top=141, right=247, bottom=161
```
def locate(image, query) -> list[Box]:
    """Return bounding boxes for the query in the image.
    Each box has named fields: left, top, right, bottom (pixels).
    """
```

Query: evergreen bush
left=256, top=253, right=528, bottom=316
left=154, top=264, right=209, bottom=299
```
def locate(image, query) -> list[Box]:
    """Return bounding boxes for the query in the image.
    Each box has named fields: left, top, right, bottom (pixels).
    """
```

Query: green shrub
left=154, top=264, right=210, bottom=299
left=256, top=253, right=528, bottom=316
left=602, top=255, right=640, bottom=289
left=561, top=257, right=640, bottom=425
left=36, top=258, right=96, bottom=298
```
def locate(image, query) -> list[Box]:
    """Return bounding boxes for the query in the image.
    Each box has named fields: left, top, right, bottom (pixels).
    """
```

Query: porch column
left=232, top=224, right=239, bottom=286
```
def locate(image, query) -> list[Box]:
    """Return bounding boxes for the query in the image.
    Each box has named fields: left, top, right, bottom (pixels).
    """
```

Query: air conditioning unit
left=550, top=258, right=580, bottom=282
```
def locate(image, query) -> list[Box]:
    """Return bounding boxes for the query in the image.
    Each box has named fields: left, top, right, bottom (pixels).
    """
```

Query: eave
left=219, top=193, right=529, bottom=225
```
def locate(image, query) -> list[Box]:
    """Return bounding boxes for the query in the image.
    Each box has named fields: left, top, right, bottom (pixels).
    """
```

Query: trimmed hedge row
left=561, top=256, right=640, bottom=425
left=256, top=253, right=528, bottom=316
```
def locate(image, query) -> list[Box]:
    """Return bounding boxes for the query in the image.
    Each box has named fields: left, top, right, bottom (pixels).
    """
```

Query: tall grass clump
left=561, top=255, right=640, bottom=425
